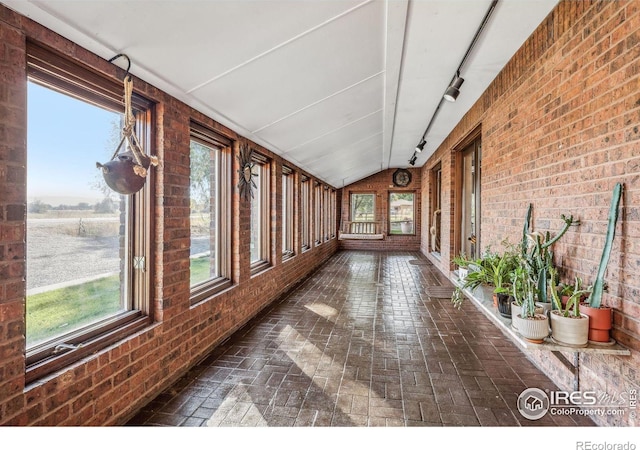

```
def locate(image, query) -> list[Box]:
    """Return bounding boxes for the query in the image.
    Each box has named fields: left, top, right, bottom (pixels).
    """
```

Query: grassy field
left=26, top=275, right=121, bottom=346
left=27, top=256, right=212, bottom=346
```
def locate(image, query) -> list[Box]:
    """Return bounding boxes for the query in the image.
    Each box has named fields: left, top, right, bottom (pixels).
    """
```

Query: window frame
left=350, top=192, right=376, bottom=222
left=282, top=166, right=295, bottom=260
left=314, top=182, right=323, bottom=246
left=300, top=175, right=311, bottom=252
left=189, top=121, right=233, bottom=304
left=388, top=191, right=416, bottom=236
left=250, top=151, right=272, bottom=275
left=25, top=42, right=153, bottom=383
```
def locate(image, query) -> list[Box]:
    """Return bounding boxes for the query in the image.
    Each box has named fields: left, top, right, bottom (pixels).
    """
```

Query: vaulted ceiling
left=4, top=0, right=558, bottom=187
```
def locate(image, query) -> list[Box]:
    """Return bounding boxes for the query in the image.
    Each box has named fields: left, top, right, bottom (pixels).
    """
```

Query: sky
left=27, top=81, right=121, bottom=205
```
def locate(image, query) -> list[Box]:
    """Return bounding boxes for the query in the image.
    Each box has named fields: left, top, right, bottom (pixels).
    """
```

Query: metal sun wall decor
left=237, top=143, right=258, bottom=200
left=96, top=54, right=159, bottom=195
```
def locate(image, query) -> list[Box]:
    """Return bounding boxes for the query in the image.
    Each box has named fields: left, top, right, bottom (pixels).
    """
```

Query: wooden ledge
left=450, top=273, right=630, bottom=356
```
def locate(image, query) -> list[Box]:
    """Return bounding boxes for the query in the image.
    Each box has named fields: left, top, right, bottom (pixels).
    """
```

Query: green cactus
left=588, top=182, right=623, bottom=309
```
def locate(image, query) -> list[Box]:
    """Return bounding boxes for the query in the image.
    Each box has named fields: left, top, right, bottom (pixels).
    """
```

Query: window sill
left=190, top=278, right=233, bottom=305
left=26, top=313, right=151, bottom=384
left=250, top=260, right=272, bottom=276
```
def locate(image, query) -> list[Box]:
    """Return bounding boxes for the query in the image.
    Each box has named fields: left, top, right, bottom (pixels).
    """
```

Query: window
left=389, top=192, right=415, bottom=235
left=314, top=182, right=323, bottom=245
left=430, top=163, right=442, bottom=254
left=189, top=122, right=232, bottom=302
left=351, top=193, right=375, bottom=222
left=250, top=152, right=271, bottom=272
left=301, top=176, right=311, bottom=251
left=323, top=186, right=331, bottom=242
left=330, top=189, right=337, bottom=239
left=282, top=166, right=295, bottom=259
left=25, top=43, right=152, bottom=381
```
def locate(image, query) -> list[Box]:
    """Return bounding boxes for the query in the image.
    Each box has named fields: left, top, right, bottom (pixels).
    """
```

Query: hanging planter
left=96, top=54, right=158, bottom=195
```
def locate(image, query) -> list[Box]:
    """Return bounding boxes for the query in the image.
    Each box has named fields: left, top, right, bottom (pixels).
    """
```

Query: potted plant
left=489, top=249, right=518, bottom=317
left=451, top=253, right=492, bottom=310
left=581, top=182, right=623, bottom=343
left=549, top=268, right=592, bottom=347
left=512, top=260, right=549, bottom=344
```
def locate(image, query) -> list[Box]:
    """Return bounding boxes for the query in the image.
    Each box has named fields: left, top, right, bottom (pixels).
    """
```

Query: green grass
left=27, top=257, right=211, bottom=346
left=26, top=275, right=122, bottom=346
left=190, top=256, right=211, bottom=286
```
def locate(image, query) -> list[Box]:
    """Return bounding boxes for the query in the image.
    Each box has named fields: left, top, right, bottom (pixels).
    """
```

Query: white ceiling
left=4, top=0, right=558, bottom=187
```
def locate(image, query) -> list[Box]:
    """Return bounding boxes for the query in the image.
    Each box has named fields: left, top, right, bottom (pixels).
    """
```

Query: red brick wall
left=421, top=0, right=639, bottom=426
left=339, top=169, right=422, bottom=251
left=0, top=5, right=337, bottom=425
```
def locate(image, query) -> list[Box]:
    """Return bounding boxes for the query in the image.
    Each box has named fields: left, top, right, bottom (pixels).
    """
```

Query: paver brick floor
left=127, top=251, right=594, bottom=427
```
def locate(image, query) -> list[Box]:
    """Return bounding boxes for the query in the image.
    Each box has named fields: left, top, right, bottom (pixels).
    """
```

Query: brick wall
left=421, top=0, right=639, bottom=426
left=339, top=168, right=422, bottom=251
left=0, top=5, right=337, bottom=425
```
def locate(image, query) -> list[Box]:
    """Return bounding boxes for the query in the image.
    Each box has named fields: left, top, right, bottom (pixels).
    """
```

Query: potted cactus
left=581, top=183, right=623, bottom=343
left=549, top=268, right=592, bottom=347
left=512, top=259, right=549, bottom=343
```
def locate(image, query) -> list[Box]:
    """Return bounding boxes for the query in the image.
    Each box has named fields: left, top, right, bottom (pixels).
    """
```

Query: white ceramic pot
left=550, top=310, right=589, bottom=347
left=511, top=302, right=521, bottom=330
left=516, top=313, right=549, bottom=344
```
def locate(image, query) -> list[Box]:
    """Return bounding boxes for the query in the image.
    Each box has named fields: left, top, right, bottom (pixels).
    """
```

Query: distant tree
left=94, top=198, right=116, bottom=214
left=190, top=141, right=211, bottom=213
left=91, top=116, right=123, bottom=201
left=28, top=199, right=51, bottom=214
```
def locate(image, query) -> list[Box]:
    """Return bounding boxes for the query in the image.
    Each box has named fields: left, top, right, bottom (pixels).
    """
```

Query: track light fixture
left=408, top=0, right=497, bottom=168
left=443, top=72, right=464, bottom=102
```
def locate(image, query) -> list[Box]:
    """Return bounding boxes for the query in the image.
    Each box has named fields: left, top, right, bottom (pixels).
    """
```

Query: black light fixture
left=409, top=153, right=417, bottom=166
left=408, top=0, right=498, bottom=165
left=443, top=72, right=465, bottom=102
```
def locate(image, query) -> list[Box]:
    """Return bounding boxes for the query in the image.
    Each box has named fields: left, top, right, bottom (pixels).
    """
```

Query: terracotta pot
left=515, top=313, right=549, bottom=344
left=492, top=293, right=498, bottom=307
left=580, top=303, right=613, bottom=342
left=550, top=310, right=589, bottom=347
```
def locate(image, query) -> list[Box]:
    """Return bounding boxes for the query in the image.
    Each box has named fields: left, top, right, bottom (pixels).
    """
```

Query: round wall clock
left=392, top=168, right=412, bottom=187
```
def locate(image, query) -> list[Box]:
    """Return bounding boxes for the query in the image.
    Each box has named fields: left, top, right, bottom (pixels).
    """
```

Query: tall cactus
left=588, top=182, right=623, bottom=308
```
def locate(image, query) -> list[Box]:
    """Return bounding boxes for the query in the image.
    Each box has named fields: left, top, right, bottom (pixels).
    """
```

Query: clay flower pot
left=580, top=303, right=613, bottom=343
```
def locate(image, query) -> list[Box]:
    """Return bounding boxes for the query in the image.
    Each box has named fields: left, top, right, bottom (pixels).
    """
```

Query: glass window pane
left=389, top=192, right=415, bottom=235
left=26, top=81, right=127, bottom=347
left=250, top=164, right=262, bottom=263
left=190, top=139, right=219, bottom=286
left=351, top=193, right=375, bottom=222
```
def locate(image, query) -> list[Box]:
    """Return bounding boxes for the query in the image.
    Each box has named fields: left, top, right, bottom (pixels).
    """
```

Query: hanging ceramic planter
left=96, top=54, right=158, bottom=195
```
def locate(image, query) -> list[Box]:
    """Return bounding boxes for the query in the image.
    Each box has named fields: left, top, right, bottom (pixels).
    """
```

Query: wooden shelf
left=450, top=273, right=630, bottom=390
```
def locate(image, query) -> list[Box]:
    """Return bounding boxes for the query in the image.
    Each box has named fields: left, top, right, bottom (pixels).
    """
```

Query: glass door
left=460, top=138, right=481, bottom=259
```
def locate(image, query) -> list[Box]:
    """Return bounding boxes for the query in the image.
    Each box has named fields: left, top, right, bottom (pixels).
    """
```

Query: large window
left=250, top=152, right=271, bottom=272
left=301, top=176, right=311, bottom=251
left=282, top=166, right=295, bottom=259
left=25, top=44, right=151, bottom=381
left=351, top=193, right=375, bottom=222
left=314, top=183, right=323, bottom=245
left=431, top=163, right=442, bottom=254
left=189, top=123, right=232, bottom=302
left=389, top=192, right=415, bottom=235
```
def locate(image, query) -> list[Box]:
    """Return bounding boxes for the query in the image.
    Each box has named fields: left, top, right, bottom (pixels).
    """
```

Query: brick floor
left=127, top=251, right=595, bottom=427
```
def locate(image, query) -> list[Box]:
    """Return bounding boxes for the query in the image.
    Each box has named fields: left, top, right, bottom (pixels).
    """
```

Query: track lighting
left=415, top=139, right=426, bottom=153
left=443, top=73, right=464, bottom=102
left=409, top=153, right=417, bottom=166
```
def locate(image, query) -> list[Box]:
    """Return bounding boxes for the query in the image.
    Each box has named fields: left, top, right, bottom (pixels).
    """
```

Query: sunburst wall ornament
left=237, top=143, right=257, bottom=200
